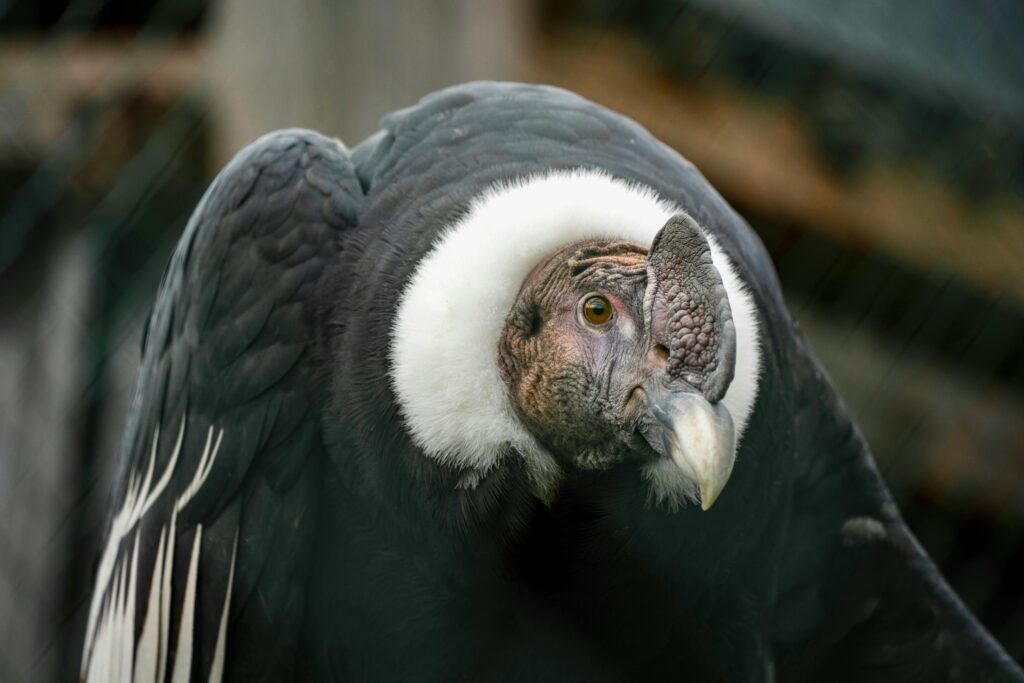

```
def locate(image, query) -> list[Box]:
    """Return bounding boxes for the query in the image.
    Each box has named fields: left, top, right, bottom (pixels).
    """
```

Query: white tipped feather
left=391, top=169, right=762, bottom=498
left=175, top=427, right=224, bottom=514
left=88, top=576, right=114, bottom=682
left=208, top=533, right=239, bottom=683
left=157, top=508, right=176, bottom=683
left=82, top=420, right=231, bottom=682
left=83, top=419, right=185, bottom=677
left=133, top=526, right=166, bottom=682
left=170, top=525, right=203, bottom=683
left=115, top=556, right=128, bottom=681
left=114, top=560, right=127, bottom=680
left=122, top=532, right=140, bottom=678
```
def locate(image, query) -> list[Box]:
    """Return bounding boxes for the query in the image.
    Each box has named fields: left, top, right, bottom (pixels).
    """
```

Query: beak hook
left=639, top=383, right=736, bottom=510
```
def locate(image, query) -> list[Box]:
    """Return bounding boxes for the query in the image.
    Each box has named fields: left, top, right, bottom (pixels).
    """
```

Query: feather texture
left=82, top=129, right=360, bottom=681
left=83, top=422, right=236, bottom=683
left=82, top=82, right=1021, bottom=682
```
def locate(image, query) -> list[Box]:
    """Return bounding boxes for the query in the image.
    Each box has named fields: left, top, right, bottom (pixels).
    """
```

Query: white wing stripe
left=89, top=578, right=112, bottom=682
left=141, top=420, right=184, bottom=513
left=114, top=559, right=127, bottom=681
left=170, top=524, right=203, bottom=683
left=122, top=532, right=140, bottom=679
left=157, top=507, right=176, bottom=683
left=175, top=426, right=224, bottom=514
left=202, top=430, right=224, bottom=491
left=132, top=526, right=164, bottom=683
left=82, top=420, right=232, bottom=682
left=83, top=419, right=185, bottom=675
left=208, top=532, right=239, bottom=683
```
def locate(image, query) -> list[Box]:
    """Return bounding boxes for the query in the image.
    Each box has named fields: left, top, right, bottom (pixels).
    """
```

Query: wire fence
left=0, top=1, right=1020, bottom=680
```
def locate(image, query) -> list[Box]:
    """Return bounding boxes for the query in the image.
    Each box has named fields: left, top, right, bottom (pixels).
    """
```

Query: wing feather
left=82, top=130, right=362, bottom=682
left=773, top=329, right=1023, bottom=681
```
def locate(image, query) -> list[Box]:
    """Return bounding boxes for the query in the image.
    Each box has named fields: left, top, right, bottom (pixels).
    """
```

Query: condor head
left=499, top=215, right=739, bottom=510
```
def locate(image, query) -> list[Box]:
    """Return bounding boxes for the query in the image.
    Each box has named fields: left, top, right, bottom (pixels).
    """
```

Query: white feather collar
left=390, top=169, right=761, bottom=499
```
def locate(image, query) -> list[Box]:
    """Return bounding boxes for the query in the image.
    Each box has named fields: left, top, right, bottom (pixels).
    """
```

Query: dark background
left=0, top=1, right=1020, bottom=680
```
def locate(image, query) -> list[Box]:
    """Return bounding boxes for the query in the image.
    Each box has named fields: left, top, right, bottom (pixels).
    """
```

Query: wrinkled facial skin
left=498, top=240, right=658, bottom=469
left=499, top=216, right=738, bottom=509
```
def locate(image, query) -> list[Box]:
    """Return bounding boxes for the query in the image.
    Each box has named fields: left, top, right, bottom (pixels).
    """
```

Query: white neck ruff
left=390, top=169, right=761, bottom=495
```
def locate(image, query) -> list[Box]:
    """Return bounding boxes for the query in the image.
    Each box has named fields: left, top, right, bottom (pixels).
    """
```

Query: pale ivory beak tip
left=642, top=387, right=736, bottom=512
left=668, top=395, right=735, bottom=512
left=699, top=481, right=721, bottom=511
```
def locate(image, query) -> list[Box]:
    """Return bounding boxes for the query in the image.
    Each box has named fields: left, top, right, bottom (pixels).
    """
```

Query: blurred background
left=0, top=0, right=1020, bottom=679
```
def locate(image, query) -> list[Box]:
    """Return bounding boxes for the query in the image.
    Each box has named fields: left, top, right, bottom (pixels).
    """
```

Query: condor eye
left=581, top=294, right=614, bottom=326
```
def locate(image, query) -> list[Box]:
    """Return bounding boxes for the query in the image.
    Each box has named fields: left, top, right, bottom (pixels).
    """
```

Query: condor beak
left=639, top=382, right=736, bottom=510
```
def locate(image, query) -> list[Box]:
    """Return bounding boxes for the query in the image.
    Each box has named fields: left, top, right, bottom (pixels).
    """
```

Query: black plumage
left=82, top=82, right=1022, bottom=682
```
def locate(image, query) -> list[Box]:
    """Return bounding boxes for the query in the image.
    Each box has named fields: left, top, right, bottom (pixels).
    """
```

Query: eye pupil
left=583, top=295, right=613, bottom=325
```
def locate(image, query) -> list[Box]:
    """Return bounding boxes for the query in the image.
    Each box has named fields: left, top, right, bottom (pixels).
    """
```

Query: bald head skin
left=498, top=216, right=738, bottom=509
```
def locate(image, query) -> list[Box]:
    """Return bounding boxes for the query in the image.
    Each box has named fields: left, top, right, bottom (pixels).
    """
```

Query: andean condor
left=81, top=82, right=1023, bottom=682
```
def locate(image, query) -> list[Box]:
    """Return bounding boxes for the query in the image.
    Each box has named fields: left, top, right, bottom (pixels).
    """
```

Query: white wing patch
left=170, top=525, right=202, bottom=683
left=82, top=419, right=237, bottom=683
left=207, top=536, right=238, bottom=683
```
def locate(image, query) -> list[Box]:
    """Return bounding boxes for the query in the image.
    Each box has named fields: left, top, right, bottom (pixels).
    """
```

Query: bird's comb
left=646, top=214, right=737, bottom=403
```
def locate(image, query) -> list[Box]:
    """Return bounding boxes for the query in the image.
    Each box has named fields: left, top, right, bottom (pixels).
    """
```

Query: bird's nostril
left=653, top=344, right=670, bottom=364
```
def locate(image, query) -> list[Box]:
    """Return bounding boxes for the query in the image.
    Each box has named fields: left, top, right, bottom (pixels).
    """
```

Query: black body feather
left=84, top=83, right=1022, bottom=682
